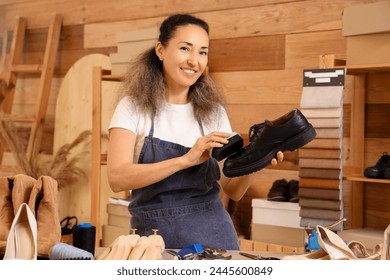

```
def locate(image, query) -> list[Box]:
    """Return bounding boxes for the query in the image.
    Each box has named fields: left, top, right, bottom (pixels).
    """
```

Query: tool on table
left=167, top=244, right=232, bottom=260
left=239, top=252, right=280, bottom=260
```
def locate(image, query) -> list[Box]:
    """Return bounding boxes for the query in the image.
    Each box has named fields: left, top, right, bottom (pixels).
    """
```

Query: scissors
left=239, top=252, right=280, bottom=260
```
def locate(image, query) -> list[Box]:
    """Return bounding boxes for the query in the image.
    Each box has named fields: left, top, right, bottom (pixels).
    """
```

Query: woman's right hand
left=180, top=131, right=231, bottom=168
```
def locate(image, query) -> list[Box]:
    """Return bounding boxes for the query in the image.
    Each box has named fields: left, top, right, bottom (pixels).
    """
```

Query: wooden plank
left=239, top=239, right=254, bottom=251
left=53, top=54, right=111, bottom=233
left=211, top=69, right=302, bottom=105
left=1, top=0, right=297, bottom=30
left=83, top=0, right=355, bottom=49
left=226, top=104, right=299, bottom=134
left=208, top=35, right=285, bottom=72
left=285, top=30, right=347, bottom=69
left=366, top=104, right=390, bottom=139
left=27, top=47, right=117, bottom=77
left=366, top=72, right=390, bottom=104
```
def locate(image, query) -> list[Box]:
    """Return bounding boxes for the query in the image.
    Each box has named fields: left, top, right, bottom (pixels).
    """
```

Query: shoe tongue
left=265, top=120, right=273, bottom=126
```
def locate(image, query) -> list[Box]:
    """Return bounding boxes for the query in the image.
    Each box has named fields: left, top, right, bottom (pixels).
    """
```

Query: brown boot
left=11, top=174, right=36, bottom=214
left=0, top=177, right=13, bottom=253
left=28, top=175, right=61, bottom=258
left=0, top=174, right=36, bottom=253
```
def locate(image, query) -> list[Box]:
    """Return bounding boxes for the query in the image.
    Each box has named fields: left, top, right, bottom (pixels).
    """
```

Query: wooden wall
left=1, top=0, right=389, bottom=238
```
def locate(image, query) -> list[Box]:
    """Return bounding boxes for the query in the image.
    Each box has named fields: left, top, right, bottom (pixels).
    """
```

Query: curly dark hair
left=119, top=14, right=226, bottom=125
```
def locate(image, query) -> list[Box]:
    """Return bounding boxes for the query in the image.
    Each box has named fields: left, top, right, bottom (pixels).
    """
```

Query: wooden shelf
left=344, top=175, right=390, bottom=184
left=101, top=74, right=123, bottom=81
left=346, top=63, right=390, bottom=74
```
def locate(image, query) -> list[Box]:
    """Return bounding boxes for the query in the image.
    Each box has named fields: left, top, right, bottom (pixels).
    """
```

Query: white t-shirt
left=108, top=96, right=232, bottom=162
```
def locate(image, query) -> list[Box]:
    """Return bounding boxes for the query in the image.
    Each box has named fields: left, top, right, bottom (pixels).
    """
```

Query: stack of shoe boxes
left=298, top=68, right=346, bottom=231
left=251, top=198, right=305, bottom=250
left=102, top=197, right=131, bottom=247
left=342, top=1, right=390, bottom=66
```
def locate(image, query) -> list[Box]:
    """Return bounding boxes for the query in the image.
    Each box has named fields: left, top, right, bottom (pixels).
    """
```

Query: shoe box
left=102, top=199, right=131, bottom=247
left=251, top=198, right=305, bottom=248
left=107, top=203, right=131, bottom=228
left=102, top=224, right=130, bottom=247
left=342, top=1, right=390, bottom=65
left=252, top=198, right=301, bottom=228
left=251, top=224, right=306, bottom=249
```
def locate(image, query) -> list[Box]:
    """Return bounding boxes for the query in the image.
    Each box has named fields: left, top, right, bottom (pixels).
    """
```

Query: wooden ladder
left=0, top=14, right=62, bottom=166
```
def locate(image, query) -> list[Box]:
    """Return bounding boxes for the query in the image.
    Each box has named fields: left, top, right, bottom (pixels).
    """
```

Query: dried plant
left=0, top=112, right=92, bottom=189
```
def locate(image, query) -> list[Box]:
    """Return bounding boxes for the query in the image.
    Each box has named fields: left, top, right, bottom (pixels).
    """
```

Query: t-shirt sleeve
left=205, top=105, right=233, bottom=134
left=108, top=97, right=138, bottom=134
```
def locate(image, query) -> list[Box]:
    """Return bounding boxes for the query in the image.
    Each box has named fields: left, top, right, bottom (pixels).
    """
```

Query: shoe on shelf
left=384, top=167, right=390, bottom=179
left=267, top=179, right=289, bottom=202
left=223, top=108, right=316, bottom=178
left=364, top=152, right=390, bottom=179
left=288, top=179, right=299, bottom=203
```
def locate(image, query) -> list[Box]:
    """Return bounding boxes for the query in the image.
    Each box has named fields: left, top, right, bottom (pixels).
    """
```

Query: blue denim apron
left=128, top=121, right=239, bottom=250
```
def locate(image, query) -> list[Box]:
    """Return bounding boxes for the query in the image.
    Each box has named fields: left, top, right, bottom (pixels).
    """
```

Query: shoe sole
left=224, top=124, right=316, bottom=177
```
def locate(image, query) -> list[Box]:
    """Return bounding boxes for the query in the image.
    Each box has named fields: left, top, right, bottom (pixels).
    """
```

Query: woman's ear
left=155, top=42, right=163, bottom=61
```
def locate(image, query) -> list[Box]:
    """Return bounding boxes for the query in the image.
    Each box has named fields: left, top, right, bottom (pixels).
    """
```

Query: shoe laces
left=246, top=122, right=266, bottom=149
left=248, top=122, right=265, bottom=142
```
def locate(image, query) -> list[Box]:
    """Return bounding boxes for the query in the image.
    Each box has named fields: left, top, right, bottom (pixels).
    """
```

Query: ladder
left=0, top=14, right=62, bottom=166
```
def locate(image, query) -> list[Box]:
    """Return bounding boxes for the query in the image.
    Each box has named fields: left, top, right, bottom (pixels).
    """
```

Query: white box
left=252, top=198, right=301, bottom=228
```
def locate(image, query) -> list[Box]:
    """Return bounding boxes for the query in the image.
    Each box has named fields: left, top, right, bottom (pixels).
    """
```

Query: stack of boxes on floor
left=298, top=68, right=346, bottom=231
left=102, top=197, right=131, bottom=247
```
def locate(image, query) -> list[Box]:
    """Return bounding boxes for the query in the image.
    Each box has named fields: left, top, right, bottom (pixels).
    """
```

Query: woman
left=107, top=14, right=283, bottom=250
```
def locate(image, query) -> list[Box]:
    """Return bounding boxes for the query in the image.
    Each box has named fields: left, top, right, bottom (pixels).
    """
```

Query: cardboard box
left=102, top=224, right=130, bottom=247
left=107, top=203, right=131, bottom=228
left=342, top=1, right=390, bottom=37
left=251, top=223, right=305, bottom=248
left=346, top=32, right=390, bottom=65
left=107, top=203, right=130, bottom=217
left=252, top=198, right=301, bottom=228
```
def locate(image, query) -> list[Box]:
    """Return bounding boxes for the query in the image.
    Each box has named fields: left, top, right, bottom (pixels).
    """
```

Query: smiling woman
left=106, top=14, right=282, bottom=250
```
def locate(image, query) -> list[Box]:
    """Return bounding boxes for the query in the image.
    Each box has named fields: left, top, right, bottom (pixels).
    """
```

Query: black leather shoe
left=223, top=108, right=316, bottom=178
left=288, top=180, right=299, bottom=203
left=364, top=152, right=390, bottom=179
left=267, top=179, right=289, bottom=202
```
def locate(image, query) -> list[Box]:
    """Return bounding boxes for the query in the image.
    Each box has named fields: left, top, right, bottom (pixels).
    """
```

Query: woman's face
left=156, top=24, right=209, bottom=92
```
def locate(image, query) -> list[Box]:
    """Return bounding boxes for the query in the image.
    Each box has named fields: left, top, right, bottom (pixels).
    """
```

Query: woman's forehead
left=170, top=25, right=209, bottom=47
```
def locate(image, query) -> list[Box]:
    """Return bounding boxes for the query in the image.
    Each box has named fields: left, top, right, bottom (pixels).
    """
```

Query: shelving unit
left=91, top=67, right=123, bottom=246
left=343, top=62, right=390, bottom=229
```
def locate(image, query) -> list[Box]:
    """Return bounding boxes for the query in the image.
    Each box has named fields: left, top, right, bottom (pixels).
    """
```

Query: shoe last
left=3, top=203, right=37, bottom=260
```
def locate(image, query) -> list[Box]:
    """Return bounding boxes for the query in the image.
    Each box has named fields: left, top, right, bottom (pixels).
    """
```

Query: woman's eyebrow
left=179, top=41, right=209, bottom=49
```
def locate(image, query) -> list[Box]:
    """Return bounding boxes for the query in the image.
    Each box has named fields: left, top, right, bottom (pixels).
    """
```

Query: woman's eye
left=180, top=46, right=190, bottom=52
left=200, top=51, right=208, bottom=56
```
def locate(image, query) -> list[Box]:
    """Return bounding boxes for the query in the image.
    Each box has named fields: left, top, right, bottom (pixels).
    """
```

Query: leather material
left=223, top=108, right=316, bottom=177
